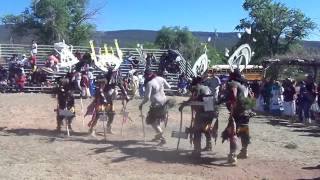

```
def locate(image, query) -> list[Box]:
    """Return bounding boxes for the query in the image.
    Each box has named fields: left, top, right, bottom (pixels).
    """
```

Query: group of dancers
left=54, top=67, right=254, bottom=164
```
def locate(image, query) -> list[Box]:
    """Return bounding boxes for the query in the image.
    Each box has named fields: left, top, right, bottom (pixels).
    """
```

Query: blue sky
left=1, top=0, right=319, bottom=40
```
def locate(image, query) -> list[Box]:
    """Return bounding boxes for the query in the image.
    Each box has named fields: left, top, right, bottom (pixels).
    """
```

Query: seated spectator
left=177, top=73, right=188, bottom=95
left=17, top=54, right=29, bottom=67
left=124, top=53, right=134, bottom=65
left=45, top=54, right=60, bottom=72
left=30, top=67, right=48, bottom=86
left=15, top=71, right=26, bottom=92
left=146, top=53, right=156, bottom=69
left=0, top=65, right=8, bottom=82
left=127, top=65, right=136, bottom=79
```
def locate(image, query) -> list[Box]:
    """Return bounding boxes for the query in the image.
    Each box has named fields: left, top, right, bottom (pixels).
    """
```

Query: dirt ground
left=0, top=94, right=319, bottom=180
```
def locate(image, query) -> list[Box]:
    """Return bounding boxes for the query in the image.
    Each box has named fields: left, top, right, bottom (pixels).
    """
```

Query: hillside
left=0, top=25, right=319, bottom=51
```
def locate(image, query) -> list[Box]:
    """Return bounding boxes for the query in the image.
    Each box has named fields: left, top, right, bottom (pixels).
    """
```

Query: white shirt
left=88, top=71, right=94, bottom=80
left=32, top=43, right=38, bottom=54
left=138, top=74, right=144, bottom=84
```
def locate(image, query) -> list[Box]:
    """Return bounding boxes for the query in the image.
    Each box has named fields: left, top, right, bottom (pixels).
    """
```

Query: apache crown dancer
left=179, top=76, right=217, bottom=157
left=202, top=70, right=221, bottom=149
left=86, top=67, right=129, bottom=135
left=139, top=70, right=172, bottom=144
left=222, top=69, right=254, bottom=164
left=55, top=78, right=76, bottom=133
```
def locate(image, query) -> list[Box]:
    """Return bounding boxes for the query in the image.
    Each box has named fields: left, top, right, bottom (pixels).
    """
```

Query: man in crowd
left=139, top=70, right=171, bottom=144
left=298, top=75, right=316, bottom=124
left=203, top=69, right=221, bottom=100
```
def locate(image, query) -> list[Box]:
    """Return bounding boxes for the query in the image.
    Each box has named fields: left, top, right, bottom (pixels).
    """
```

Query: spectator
left=124, top=53, right=134, bottom=65
left=250, top=80, right=260, bottom=98
left=127, top=65, right=136, bottom=79
left=80, top=71, right=90, bottom=98
left=270, top=81, right=284, bottom=116
left=31, top=40, right=38, bottom=56
left=0, top=65, right=8, bottom=82
left=131, top=71, right=139, bottom=98
left=282, top=79, right=296, bottom=117
left=15, top=71, right=26, bottom=92
left=46, top=54, right=60, bottom=72
left=74, top=50, right=82, bottom=60
left=146, top=53, right=156, bottom=70
left=262, top=78, right=273, bottom=112
left=298, top=75, right=316, bottom=124
left=88, top=68, right=95, bottom=97
left=138, top=72, right=145, bottom=97
left=29, top=55, right=37, bottom=72
left=203, top=70, right=221, bottom=100
left=177, top=73, right=188, bottom=95
left=17, top=54, right=29, bottom=67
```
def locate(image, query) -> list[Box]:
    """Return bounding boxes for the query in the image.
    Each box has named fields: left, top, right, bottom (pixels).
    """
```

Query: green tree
left=155, top=26, right=224, bottom=65
left=2, top=0, right=100, bottom=45
left=206, top=45, right=225, bottom=66
left=236, top=0, right=316, bottom=62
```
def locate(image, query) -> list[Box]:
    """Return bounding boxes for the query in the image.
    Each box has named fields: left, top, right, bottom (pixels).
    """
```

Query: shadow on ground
left=88, top=139, right=231, bottom=167
left=1, top=128, right=90, bottom=139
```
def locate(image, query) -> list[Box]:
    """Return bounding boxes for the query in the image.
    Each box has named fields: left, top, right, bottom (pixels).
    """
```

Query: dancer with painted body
left=86, top=68, right=129, bottom=135
left=55, top=78, right=75, bottom=133
left=222, top=69, right=253, bottom=164
left=139, top=70, right=171, bottom=144
left=179, top=77, right=217, bottom=157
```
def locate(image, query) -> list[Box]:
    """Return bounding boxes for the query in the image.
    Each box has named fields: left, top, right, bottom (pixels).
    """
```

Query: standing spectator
left=299, top=75, right=316, bottom=124
left=138, top=72, right=145, bottom=97
left=80, top=71, right=90, bottom=98
left=29, top=55, right=37, bottom=72
left=131, top=71, right=139, bottom=98
left=262, top=78, right=273, bottom=112
left=31, top=40, right=38, bottom=56
left=282, top=79, right=296, bottom=117
left=203, top=70, right=221, bottom=100
left=270, top=81, right=284, bottom=116
left=250, top=80, right=260, bottom=98
left=88, top=69, right=95, bottom=97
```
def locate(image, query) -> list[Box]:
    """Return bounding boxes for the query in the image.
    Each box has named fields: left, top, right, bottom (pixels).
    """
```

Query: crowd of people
left=250, top=75, right=320, bottom=125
